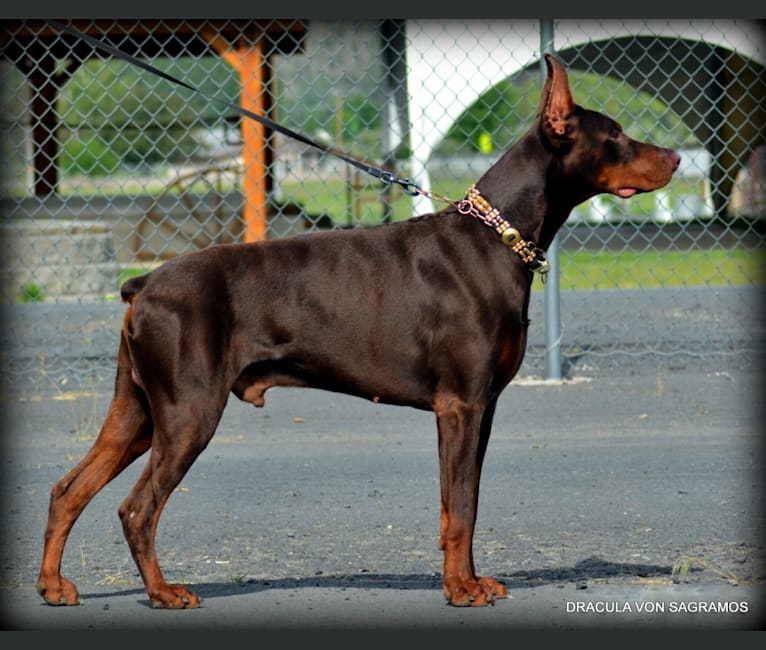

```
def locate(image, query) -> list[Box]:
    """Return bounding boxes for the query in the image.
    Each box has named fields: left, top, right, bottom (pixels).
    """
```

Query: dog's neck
left=472, top=121, right=586, bottom=252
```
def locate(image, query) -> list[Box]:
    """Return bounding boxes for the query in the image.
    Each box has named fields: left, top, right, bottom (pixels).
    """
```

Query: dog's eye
left=609, top=125, right=621, bottom=140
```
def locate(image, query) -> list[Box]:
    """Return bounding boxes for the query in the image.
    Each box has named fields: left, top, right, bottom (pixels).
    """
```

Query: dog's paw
left=443, top=575, right=507, bottom=607
left=36, top=576, right=81, bottom=606
left=149, top=584, right=202, bottom=609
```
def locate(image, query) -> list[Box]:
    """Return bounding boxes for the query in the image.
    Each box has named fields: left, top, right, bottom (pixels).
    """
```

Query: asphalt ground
left=1, top=285, right=765, bottom=632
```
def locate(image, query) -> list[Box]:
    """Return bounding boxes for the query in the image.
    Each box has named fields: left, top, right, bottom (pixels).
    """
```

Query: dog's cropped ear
left=538, top=53, right=575, bottom=148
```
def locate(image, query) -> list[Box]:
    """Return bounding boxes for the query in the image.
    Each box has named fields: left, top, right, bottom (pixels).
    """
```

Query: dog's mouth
left=613, top=182, right=669, bottom=198
left=611, top=151, right=681, bottom=199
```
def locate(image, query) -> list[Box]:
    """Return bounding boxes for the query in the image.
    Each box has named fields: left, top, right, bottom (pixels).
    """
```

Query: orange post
left=238, top=40, right=268, bottom=242
left=202, top=29, right=269, bottom=242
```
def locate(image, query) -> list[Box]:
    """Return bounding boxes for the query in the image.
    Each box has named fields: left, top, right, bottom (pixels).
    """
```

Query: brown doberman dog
left=36, top=54, right=680, bottom=609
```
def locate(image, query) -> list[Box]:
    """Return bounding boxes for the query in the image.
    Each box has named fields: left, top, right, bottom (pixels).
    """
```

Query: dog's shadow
left=79, top=555, right=686, bottom=608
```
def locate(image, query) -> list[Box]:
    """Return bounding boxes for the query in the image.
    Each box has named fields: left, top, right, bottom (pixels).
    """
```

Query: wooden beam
left=28, top=50, right=58, bottom=196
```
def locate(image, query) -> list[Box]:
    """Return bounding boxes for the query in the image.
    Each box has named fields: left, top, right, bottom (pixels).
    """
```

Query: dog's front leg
left=435, top=397, right=506, bottom=606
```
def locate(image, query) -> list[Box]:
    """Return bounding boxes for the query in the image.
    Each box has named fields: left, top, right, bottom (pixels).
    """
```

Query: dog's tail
left=120, top=272, right=150, bottom=304
left=119, top=273, right=148, bottom=389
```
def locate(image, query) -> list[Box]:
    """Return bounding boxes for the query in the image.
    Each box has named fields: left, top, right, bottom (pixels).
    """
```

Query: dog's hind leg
left=436, top=395, right=507, bottom=606
left=36, top=332, right=154, bottom=606
left=116, top=388, right=228, bottom=609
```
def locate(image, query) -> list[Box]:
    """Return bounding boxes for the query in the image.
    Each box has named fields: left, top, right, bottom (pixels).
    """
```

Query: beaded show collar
left=456, top=185, right=550, bottom=275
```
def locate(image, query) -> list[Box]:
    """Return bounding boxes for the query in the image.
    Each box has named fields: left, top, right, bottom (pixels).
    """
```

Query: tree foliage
left=56, top=56, right=694, bottom=173
left=446, top=70, right=694, bottom=153
left=58, top=57, right=240, bottom=169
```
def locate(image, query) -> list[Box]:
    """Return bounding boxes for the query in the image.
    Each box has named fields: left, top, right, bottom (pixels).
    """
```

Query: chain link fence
left=1, top=19, right=764, bottom=393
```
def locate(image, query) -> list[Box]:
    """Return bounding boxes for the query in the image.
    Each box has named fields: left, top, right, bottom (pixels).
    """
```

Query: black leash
left=50, top=20, right=423, bottom=197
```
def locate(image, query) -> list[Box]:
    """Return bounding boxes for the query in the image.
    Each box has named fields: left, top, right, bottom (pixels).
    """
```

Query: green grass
left=548, top=247, right=765, bottom=290
left=17, top=282, right=46, bottom=303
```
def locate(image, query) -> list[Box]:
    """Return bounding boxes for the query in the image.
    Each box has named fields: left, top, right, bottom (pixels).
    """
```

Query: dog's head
left=538, top=53, right=681, bottom=201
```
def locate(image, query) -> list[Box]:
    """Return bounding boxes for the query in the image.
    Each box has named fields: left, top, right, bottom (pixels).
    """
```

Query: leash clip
left=377, top=171, right=422, bottom=197
left=530, top=257, right=550, bottom=275
left=396, top=177, right=423, bottom=197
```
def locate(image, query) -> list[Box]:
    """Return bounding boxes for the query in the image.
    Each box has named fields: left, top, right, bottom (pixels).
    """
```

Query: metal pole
left=540, top=19, right=562, bottom=381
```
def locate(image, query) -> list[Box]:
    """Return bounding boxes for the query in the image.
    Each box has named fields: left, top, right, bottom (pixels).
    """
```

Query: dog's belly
left=230, top=346, right=436, bottom=410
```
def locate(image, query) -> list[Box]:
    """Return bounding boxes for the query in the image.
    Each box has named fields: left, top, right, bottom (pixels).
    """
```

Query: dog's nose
left=668, top=149, right=682, bottom=169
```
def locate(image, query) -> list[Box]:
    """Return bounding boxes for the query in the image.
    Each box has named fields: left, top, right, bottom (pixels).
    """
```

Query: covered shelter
left=0, top=19, right=308, bottom=242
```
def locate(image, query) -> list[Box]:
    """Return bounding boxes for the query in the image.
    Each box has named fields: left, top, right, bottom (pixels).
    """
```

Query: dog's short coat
left=37, top=54, right=680, bottom=608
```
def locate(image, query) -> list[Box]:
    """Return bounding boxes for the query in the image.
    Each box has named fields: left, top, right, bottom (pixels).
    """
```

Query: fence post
left=540, top=18, right=563, bottom=381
